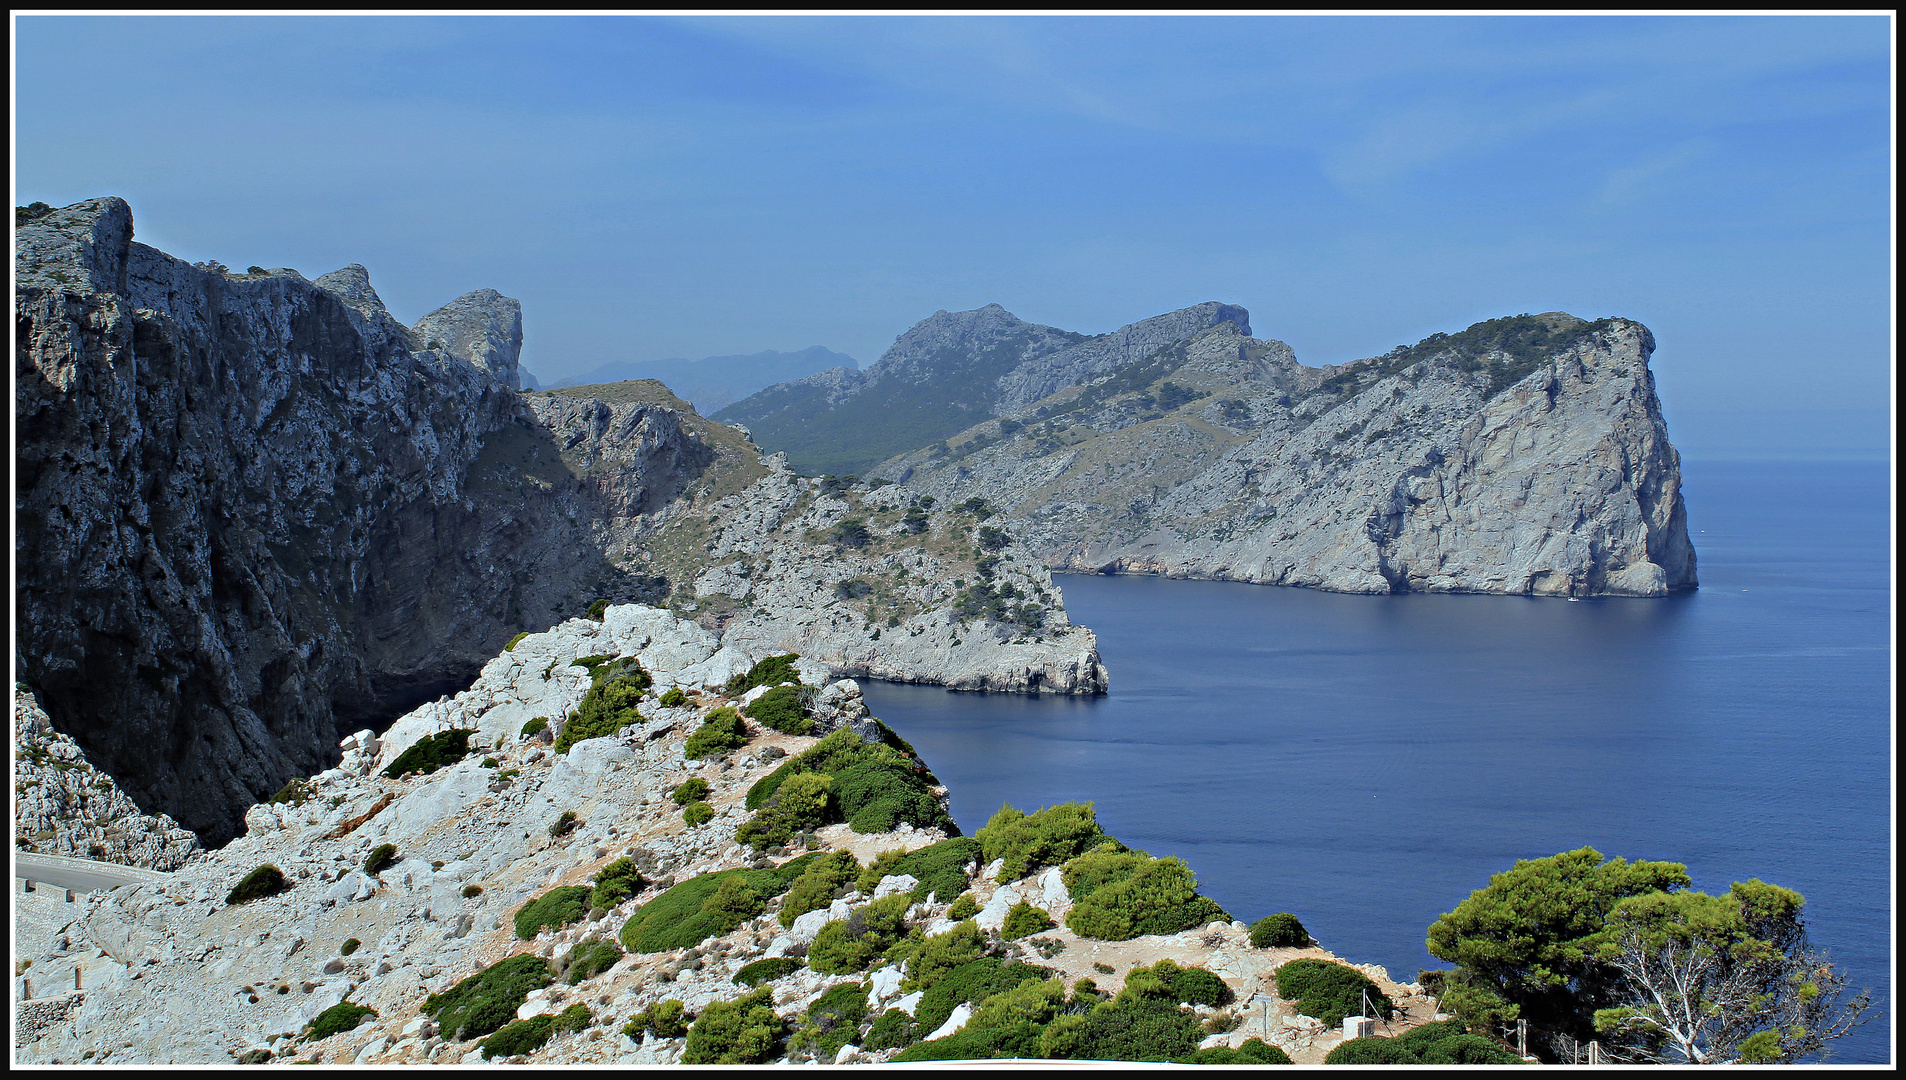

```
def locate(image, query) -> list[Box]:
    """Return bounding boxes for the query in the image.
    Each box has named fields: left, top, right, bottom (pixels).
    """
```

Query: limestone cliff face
left=14, top=199, right=684, bottom=843
left=874, top=310, right=1696, bottom=597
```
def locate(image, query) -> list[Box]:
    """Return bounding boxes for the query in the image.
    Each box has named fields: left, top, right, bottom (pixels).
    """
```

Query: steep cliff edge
left=872, top=309, right=1696, bottom=597
left=15, top=199, right=1104, bottom=845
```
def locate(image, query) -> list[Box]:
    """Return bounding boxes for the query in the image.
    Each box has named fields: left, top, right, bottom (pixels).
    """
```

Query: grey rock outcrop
left=14, top=690, right=201, bottom=871
left=410, top=287, right=524, bottom=389
left=875, top=310, right=1696, bottom=597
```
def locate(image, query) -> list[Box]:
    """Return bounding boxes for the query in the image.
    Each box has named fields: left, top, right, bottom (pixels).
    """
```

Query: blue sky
left=13, top=14, right=1892, bottom=455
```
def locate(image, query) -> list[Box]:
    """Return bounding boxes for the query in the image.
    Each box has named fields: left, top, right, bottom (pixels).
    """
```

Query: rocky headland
left=861, top=305, right=1696, bottom=597
left=14, top=606, right=1435, bottom=1066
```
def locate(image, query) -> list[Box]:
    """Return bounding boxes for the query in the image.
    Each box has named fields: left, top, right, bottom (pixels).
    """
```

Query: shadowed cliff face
left=13, top=199, right=698, bottom=844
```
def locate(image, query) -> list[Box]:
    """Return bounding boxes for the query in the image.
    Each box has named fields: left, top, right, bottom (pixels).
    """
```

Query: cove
left=861, top=457, right=1891, bottom=1063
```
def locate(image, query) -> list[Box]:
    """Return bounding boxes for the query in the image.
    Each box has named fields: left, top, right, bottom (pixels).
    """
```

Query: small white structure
left=1343, top=1016, right=1375, bottom=1040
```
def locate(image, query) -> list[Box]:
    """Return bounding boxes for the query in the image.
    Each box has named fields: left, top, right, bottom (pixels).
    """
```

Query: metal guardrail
left=15, top=851, right=172, bottom=894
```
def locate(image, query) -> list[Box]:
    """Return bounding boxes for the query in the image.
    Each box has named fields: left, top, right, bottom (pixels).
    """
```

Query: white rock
left=923, top=1003, right=971, bottom=1042
left=891, top=990, right=924, bottom=1016
left=866, top=965, right=903, bottom=1004
left=872, top=874, right=919, bottom=901
left=975, top=884, right=1021, bottom=932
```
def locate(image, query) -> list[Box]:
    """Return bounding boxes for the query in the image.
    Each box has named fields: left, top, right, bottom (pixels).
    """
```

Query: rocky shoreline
left=12, top=605, right=1437, bottom=1065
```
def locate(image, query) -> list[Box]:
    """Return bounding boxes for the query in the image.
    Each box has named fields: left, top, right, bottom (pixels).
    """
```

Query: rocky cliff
left=871, top=308, right=1696, bottom=597
left=15, top=198, right=1103, bottom=845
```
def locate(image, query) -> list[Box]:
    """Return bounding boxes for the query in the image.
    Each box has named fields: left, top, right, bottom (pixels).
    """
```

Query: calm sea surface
left=861, top=458, right=1893, bottom=1064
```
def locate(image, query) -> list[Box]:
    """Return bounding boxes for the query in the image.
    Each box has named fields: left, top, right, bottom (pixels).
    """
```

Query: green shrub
left=505, top=631, right=530, bottom=651
left=861, top=1007, right=917, bottom=1051
left=791, top=981, right=870, bottom=1061
left=587, top=598, right=612, bottom=620
left=671, top=777, right=711, bottom=805
left=742, top=685, right=812, bottom=736
left=807, top=894, right=912, bottom=974
left=269, top=778, right=311, bottom=805
left=733, top=956, right=801, bottom=987
left=425, top=953, right=554, bottom=1041
left=515, top=886, right=593, bottom=940
left=556, top=659, right=652, bottom=752
left=685, top=706, right=749, bottom=759
left=904, top=918, right=988, bottom=994
left=339, top=937, right=360, bottom=955
left=559, top=938, right=624, bottom=984
left=382, top=728, right=477, bottom=778
left=1274, top=958, right=1393, bottom=1028
left=976, top=802, right=1106, bottom=883
left=1179, top=1037, right=1293, bottom=1064
left=305, top=1000, right=376, bottom=1040
left=1123, top=959, right=1231, bottom=1007
left=1323, top=1036, right=1417, bottom=1064
left=619, top=862, right=813, bottom=953
left=1419, top=1033, right=1523, bottom=1064
left=744, top=729, right=952, bottom=841
left=681, top=987, right=787, bottom=1064
left=554, top=1002, right=592, bottom=1033
left=725, top=653, right=802, bottom=697
left=548, top=810, right=580, bottom=838
left=683, top=801, right=716, bottom=827
left=894, top=1021, right=1042, bottom=1061
left=1250, top=912, right=1312, bottom=948
left=968, top=976, right=1067, bottom=1034
left=1001, top=902, right=1054, bottom=940
left=481, top=757, right=498, bottom=768
left=481, top=1014, right=554, bottom=1059
left=226, top=864, right=290, bottom=905
left=947, top=892, right=980, bottom=920
left=912, top=956, right=1053, bottom=1035
left=735, top=772, right=832, bottom=851
left=521, top=716, right=549, bottom=738
left=659, top=687, right=687, bottom=708
left=463, top=885, right=483, bottom=899
left=1062, top=849, right=1232, bottom=941
left=363, top=844, right=398, bottom=876
left=1054, top=995, right=1201, bottom=1062
left=623, top=998, right=691, bottom=1040
left=779, top=849, right=860, bottom=928
left=589, top=857, right=644, bottom=911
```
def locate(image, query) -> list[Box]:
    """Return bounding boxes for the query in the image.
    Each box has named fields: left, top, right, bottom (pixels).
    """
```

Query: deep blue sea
left=861, top=458, right=1893, bottom=1064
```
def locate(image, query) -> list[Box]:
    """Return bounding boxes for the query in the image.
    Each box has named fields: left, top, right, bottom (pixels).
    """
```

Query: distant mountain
left=713, top=302, right=1248, bottom=476
left=547, top=346, right=859, bottom=412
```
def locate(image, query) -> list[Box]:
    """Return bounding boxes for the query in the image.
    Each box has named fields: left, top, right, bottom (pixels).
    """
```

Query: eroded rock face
left=13, top=199, right=682, bottom=843
left=876, top=311, right=1696, bottom=597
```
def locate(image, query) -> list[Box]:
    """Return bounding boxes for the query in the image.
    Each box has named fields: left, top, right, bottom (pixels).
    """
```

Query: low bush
left=807, top=894, right=912, bottom=974
left=619, top=861, right=815, bottom=953
left=681, top=986, right=787, bottom=1064
left=587, top=598, right=612, bottom=620
left=623, top=998, right=691, bottom=1040
left=659, top=687, right=687, bottom=708
left=505, top=631, right=530, bottom=651
left=481, top=1014, right=554, bottom=1059
left=862, top=1006, right=918, bottom=1051
left=779, top=849, right=860, bottom=928
left=1000, top=902, right=1054, bottom=940
left=895, top=1021, right=1042, bottom=1061
left=589, top=857, right=644, bottom=911
left=683, top=801, right=716, bottom=827
left=269, top=778, right=310, bottom=806
left=912, top=956, right=1053, bottom=1035
left=1274, top=958, right=1393, bottom=1028
left=463, top=885, right=483, bottom=899
left=1050, top=994, right=1201, bottom=1062
left=558, top=938, right=623, bottom=984
left=425, top=953, right=554, bottom=1041
left=744, top=728, right=952, bottom=841
left=976, top=802, right=1106, bottom=883
left=339, top=937, right=360, bottom=955
left=1323, top=1036, right=1418, bottom=1064
left=521, top=716, right=549, bottom=738
left=733, top=956, right=801, bottom=987
left=670, top=777, right=710, bottom=805
left=1122, top=959, right=1230, bottom=1007
left=790, top=981, right=870, bottom=1061
left=515, top=886, right=593, bottom=940
left=1318, top=1019, right=1517, bottom=1065
left=1180, top=1037, right=1293, bottom=1064
left=305, top=1000, right=376, bottom=1040
left=742, top=685, right=812, bottom=736
left=481, top=757, right=498, bottom=768
left=735, top=772, right=832, bottom=851
left=725, top=653, right=802, bottom=697
left=1061, top=847, right=1231, bottom=941
left=548, top=810, right=580, bottom=838
left=554, top=1002, right=591, bottom=1033
left=685, top=707, right=749, bottom=759
left=904, top=919, right=988, bottom=994
left=947, top=892, right=980, bottom=920
left=556, top=658, right=652, bottom=752
left=363, top=844, right=398, bottom=876
left=1250, top=912, right=1312, bottom=948
left=226, top=864, right=290, bottom=905
left=382, top=728, right=477, bottom=778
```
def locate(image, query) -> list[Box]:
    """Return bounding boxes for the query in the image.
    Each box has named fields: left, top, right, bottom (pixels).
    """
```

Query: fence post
left=1517, top=1018, right=1528, bottom=1057
left=1588, top=1040, right=1602, bottom=1065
